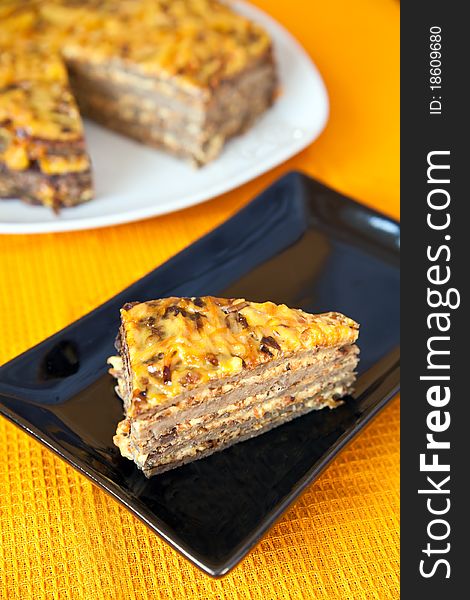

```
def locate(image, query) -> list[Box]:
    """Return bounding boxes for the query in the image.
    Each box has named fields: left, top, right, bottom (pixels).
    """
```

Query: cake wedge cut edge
left=108, top=297, right=360, bottom=477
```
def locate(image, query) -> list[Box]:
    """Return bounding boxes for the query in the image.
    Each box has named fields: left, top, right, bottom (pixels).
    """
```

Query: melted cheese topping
left=120, top=297, right=359, bottom=409
left=40, top=0, right=271, bottom=89
left=2, top=1, right=271, bottom=89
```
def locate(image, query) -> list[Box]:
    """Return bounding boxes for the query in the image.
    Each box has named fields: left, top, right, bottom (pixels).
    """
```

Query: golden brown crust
left=117, top=297, right=359, bottom=412
left=2, top=0, right=273, bottom=91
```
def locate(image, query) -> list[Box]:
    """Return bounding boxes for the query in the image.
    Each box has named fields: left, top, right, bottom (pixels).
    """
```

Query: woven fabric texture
left=0, top=0, right=399, bottom=598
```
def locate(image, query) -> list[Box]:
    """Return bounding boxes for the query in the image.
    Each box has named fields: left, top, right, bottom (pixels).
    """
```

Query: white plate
left=0, top=1, right=329, bottom=234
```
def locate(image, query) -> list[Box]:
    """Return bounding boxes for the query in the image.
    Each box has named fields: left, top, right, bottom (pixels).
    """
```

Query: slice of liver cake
left=109, top=297, right=360, bottom=477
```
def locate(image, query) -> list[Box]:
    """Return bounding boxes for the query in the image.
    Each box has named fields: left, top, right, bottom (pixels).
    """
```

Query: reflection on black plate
left=0, top=172, right=400, bottom=577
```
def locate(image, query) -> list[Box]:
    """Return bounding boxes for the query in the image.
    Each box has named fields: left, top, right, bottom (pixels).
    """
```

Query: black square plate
left=0, top=172, right=400, bottom=577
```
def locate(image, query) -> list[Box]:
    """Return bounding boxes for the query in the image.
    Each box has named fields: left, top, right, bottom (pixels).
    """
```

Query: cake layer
left=67, top=53, right=276, bottom=165
left=110, top=344, right=357, bottom=424
left=139, top=383, right=352, bottom=477
left=111, top=345, right=359, bottom=451
left=67, top=99, right=222, bottom=165
left=0, top=163, right=93, bottom=210
left=115, top=365, right=357, bottom=470
left=137, top=363, right=356, bottom=452
left=66, top=59, right=209, bottom=113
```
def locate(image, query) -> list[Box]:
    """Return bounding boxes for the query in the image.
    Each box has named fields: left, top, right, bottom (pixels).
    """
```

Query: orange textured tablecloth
left=0, top=1, right=399, bottom=598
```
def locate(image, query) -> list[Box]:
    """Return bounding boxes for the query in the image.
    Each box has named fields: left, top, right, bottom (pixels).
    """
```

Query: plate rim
left=0, top=172, right=400, bottom=576
left=0, top=0, right=329, bottom=235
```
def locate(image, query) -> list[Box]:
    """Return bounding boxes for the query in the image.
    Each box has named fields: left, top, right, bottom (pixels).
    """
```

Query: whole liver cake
left=108, top=297, right=360, bottom=477
left=1, top=0, right=277, bottom=210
